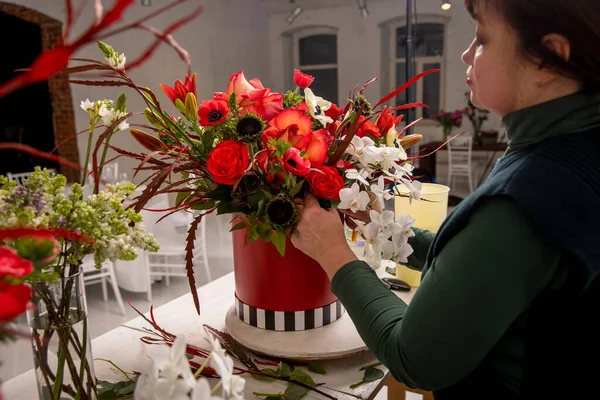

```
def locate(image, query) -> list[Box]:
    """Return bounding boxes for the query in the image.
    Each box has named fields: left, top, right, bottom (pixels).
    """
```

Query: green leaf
left=115, top=93, right=127, bottom=113
left=207, top=185, right=233, bottom=201
left=97, top=390, right=118, bottom=400
left=261, top=189, right=274, bottom=200
left=285, top=370, right=316, bottom=400
left=289, top=369, right=316, bottom=387
left=97, top=380, right=115, bottom=391
left=202, top=129, right=216, bottom=152
left=253, top=368, right=278, bottom=381
left=257, top=198, right=266, bottom=216
left=112, top=381, right=128, bottom=392
left=190, top=201, right=216, bottom=211
left=217, top=201, right=243, bottom=215
left=278, top=362, right=293, bottom=378
left=230, top=221, right=247, bottom=232
left=229, top=92, right=238, bottom=113
left=307, top=361, right=326, bottom=375
left=284, top=383, right=310, bottom=400
left=362, top=367, right=384, bottom=383
left=385, top=266, right=396, bottom=276
left=117, top=382, right=136, bottom=395
left=289, top=179, right=306, bottom=198
left=272, top=232, right=286, bottom=256
left=176, top=191, right=192, bottom=206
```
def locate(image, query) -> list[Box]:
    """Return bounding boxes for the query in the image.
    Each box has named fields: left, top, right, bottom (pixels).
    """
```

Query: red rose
left=207, top=140, right=249, bottom=185
left=0, top=283, right=31, bottom=322
left=282, top=148, right=311, bottom=177
left=0, top=247, right=33, bottom=280
left=294, top=69, right=315, bottom=89
left=262, top=109, right=313, bottom=150
left=307, top=166, right=345, bottom=200
left=198, top=98, right=230, bottom=126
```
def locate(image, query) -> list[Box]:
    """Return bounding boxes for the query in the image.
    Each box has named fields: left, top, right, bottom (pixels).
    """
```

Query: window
left=283, top=26, right=339, bottom=104
left=380, top=16, right=448, bottom=122
left=394, top=23, right=444, bottom=119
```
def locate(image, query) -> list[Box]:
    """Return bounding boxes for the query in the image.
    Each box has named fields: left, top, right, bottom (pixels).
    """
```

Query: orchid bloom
left=370, top=176, right=394, bottom=205
left=338, top=183, right=370, bottom=213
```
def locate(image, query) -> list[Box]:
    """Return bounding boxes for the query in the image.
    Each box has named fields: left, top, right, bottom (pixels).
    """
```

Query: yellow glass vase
left=394, top=183, right=450, bottom=287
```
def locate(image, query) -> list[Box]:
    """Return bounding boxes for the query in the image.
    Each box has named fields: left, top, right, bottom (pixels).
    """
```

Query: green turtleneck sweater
left=331, top=92, right=600, bottom=393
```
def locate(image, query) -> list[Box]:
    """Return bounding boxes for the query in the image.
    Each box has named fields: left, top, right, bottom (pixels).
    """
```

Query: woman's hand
left=292, top=195, right=358, bottom=280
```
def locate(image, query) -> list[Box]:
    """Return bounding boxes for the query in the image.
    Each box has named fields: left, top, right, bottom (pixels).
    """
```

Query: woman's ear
left=542, top=33, right=571, bottom=62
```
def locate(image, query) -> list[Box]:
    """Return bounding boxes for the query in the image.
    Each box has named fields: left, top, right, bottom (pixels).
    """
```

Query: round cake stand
left=224, top=305, right=367, bottom=361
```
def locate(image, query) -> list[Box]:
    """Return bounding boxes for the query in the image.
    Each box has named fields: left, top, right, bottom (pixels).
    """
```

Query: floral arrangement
left=58, top=40, right=438, bottom=313
left=429, top=109, right=463, bottom=139
left=0, top=168, right=158, bottom=399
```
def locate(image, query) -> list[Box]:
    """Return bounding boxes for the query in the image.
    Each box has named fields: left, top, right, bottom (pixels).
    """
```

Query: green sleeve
left=331, top=196, right=560, bottom=391
left=405, top=227, right=437, bottom=272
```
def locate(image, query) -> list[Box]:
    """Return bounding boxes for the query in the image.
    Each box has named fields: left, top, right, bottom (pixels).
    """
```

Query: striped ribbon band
left=234, top=295, right=346, bottom=331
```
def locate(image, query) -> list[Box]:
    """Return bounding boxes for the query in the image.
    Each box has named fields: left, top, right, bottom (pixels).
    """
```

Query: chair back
left=6, top=171, right=34, bottom=185
left=448, top=135, right=473, bottom=168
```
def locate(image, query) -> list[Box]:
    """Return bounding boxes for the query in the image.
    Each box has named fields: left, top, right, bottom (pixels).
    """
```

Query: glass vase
left=363, top=242, right=382, bottom=270
left=26, top=267, right=97, bottom=400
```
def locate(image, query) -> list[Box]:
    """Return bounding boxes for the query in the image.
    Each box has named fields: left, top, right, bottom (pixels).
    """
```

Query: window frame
left=282, top=25, right=339, bottom=103
left=379, top=15, right=449, bottom=124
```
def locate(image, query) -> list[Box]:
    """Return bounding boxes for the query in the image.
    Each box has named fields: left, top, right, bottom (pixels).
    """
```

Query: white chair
left=6, top=171, right=34, bottom=185
left=140, top=197, right=211, bottom=303
left=447, top=135, right=475, bottom=193
left=81, top=255, right=126, bottom=315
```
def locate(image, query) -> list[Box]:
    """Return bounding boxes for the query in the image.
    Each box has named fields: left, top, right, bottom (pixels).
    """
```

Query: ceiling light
left=441, top=1, right=452, bottom=10
left=286, top=5, right=303, bottom=24
left=141, top=0, right=151, bottom=6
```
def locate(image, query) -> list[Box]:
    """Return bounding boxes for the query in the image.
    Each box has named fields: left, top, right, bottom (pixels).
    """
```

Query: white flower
left=345, top=136, right=380, bottom=166
left=381, top=237, right=414, bottom=263
left=399, top=178, right=422, bottom=201
left=99, top=106, right=129, bottom=132
left=190, top=378, right=225, bottom=400
left=345, top=168, right=371, bottom=186
left=375, top=145, right=407, bottom=170
left=134, top=335, right=196, bottom=400
left=370, top=176, right=394, bottom=205
left=80, top=99, right=95, bottom=113
left=304, top=88, right=333, bottom=127
left=393, top=214, right=416, bottom=242
left=207, top=335, right=244, bottom=398
left=106, top=53, right=126, bottom=70
left=365, top=210, right=396, bottom=241
left=338, top=183, right=370, bottom=213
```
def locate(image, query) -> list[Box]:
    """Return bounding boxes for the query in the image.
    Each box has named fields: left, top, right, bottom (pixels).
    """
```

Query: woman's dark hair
left=465, top=0, right=600, bottom=93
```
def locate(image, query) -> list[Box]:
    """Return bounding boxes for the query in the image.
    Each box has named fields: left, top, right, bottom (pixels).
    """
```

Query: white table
left=3, top=264, right=414, bottom=400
